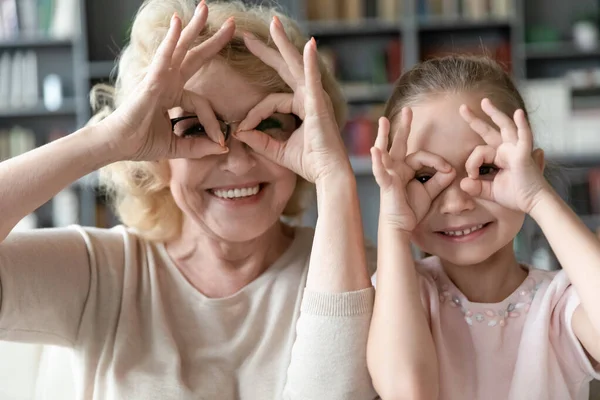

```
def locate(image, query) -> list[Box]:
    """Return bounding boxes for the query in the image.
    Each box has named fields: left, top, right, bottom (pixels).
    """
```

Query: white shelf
left=417, top=17, right=513, bottom=31
left=524, top=42, right=600, bottom=60
left=342, top=83, right=393, bottom=103
left=0, top=37, right=73, bottom=49
left=304, top=19, right=401, bottom=37
left=0, top=98, right=77, bottom=118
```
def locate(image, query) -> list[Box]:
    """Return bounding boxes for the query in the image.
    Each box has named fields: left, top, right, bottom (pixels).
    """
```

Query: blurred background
left=1, top=0, right=600, bottom=268
left=1, top=0, right=600, bottom=398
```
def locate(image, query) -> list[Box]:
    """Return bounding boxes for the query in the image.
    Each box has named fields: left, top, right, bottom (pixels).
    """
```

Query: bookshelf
left=0, top=37, right=73, bottom=49
left=1, top=0, right=600, bottom=266
left=297, top=0, right=600, bottom=270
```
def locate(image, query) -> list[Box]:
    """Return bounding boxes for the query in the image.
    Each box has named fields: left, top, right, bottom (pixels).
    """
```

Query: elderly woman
left=0, top=0, right=377, bottom=399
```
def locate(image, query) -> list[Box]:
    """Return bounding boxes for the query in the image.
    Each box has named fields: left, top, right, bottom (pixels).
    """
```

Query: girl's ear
left=532, top=148, right=545, bottom=173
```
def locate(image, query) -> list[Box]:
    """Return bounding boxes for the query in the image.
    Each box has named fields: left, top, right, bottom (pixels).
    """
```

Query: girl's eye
left=479, top=164, right=499, bottom=176
left=415, top=175, right=432, bottom=184
left=256, top=117, right=283, bottom=132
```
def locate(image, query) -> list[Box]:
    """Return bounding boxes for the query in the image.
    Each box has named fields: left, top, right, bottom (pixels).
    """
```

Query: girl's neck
left=440, top=243, right=528, bottom=303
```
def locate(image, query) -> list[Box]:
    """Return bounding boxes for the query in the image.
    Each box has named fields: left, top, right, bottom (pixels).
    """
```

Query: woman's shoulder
left=67, top=224, right=155, bottom=268
left=71, top=224, right=138, bottom=248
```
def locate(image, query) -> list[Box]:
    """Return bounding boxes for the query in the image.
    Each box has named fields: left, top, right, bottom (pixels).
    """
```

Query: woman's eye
left=479, top=165, right=499, bottom=176
left=415, top=175, right=432, bottom=184
left=256, top=117, right=293, bottom=141
left=182, top=124, right=207, bottom=137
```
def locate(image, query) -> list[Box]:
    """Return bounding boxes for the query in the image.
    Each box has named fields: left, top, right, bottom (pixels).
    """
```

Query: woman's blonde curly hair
left=88, top=0, right=347, bottom=242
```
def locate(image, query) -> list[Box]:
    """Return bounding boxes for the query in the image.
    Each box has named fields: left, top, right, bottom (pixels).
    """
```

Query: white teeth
left=213, top=185, right=260, bottom=199
left=443, top=224, right=484, bottom=237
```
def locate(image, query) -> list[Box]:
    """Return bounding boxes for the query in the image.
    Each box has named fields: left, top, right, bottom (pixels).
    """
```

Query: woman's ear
left=532, top=148, right=545, bottom=173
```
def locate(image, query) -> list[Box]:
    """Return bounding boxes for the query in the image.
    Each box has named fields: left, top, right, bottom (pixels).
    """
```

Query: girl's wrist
left=528, top=184, right=560, bottom=221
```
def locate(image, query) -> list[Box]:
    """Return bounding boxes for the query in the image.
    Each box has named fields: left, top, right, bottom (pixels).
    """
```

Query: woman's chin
left=205, top=219, right=280, bottom=243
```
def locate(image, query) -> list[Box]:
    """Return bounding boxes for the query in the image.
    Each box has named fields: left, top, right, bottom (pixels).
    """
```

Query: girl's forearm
left=530, top=188, right=600, bottom=333
left=368, top=224, right=438, bottom=400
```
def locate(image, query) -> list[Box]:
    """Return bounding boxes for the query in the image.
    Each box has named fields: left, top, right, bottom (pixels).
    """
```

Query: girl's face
left=405, top=93, right=525, bottom=266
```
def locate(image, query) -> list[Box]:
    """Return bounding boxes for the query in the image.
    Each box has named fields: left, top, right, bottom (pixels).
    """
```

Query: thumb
left=233, top=129, right=286, bottom=165
left=168, top=136, right=228, bottom=159
left=424, top=169, right=456, bottom=200
left=460, top=177, right=494, bottom=201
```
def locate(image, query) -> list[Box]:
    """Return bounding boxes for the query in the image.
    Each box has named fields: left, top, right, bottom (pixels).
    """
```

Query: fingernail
left=311, top=37, right=317, bottom=48
left=221, top=17, right=234, bottom=29
left=195, top=1, right=204, bottom=15
left=171, top=13, right=177, bottom=26
left=273, top=16, right=280, bottom=26
left=220, top=147, right=229, bottom=154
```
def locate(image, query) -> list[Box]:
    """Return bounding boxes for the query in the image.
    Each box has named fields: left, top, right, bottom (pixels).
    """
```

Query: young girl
left=367, top=55, right=600, bottom=400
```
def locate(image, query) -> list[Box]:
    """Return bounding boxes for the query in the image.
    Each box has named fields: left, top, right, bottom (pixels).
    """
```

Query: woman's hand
left=101, top=2, right=234, bottom=161
left=372, top=109, right=455, bottom=232
left=459, top=98, right=550, bottom=214
left=234, top=17, right=352, bottom=184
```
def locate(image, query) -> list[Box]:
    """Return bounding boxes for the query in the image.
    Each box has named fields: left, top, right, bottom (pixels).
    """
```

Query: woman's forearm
left=306, top=172, right=371, bottom=292
left=0, top=125, right=118, bottom=241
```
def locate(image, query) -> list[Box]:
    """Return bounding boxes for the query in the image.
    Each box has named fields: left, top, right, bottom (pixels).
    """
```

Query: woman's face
left=167, top=59, right=298, bottom=242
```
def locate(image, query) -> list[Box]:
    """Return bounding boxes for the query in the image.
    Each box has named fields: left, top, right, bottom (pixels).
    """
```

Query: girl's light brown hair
left=384, top=55, right=528, bottom=129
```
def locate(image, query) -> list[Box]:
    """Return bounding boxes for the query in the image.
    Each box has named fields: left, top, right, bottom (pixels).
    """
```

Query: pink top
left=375, top=256, right=600, bottom=399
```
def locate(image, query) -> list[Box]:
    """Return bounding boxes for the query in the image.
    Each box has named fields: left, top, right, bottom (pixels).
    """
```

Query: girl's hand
left=102, top=2, right=234, bottom=161
left=234, top=17, right=352, bottom=184
left=459, top=98, right=550, bottom=214
left=372, top=109, right=455, bottom=232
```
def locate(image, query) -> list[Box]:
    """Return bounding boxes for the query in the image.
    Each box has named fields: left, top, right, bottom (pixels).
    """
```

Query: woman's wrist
left=73, top=124, right=126, bottom=169
left=315, top=169, right=356, bottom=194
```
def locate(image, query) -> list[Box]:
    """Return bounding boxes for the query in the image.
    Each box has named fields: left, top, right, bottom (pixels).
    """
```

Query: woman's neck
left=165, top=220, right=294, bottom=298
left=440, top=242, right=528, bottom=303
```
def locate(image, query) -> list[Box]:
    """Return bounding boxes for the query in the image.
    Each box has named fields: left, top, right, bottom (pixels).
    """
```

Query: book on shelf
left=306, top=0, right=404, bottom=21
left=0, top=0, right=77, bottom=40
left=421, top=40, right=512, bottom=72
left=417, top=0, right=513, bottom=20
left=0, top=125, right=35, bottom=160
left=343, top=103, right=385, bottom=156
left=0, top=49, right=38, bottom=109
left=319, top=38, right=402, bottom=92
left=589, top=168, right=600, bottom=215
